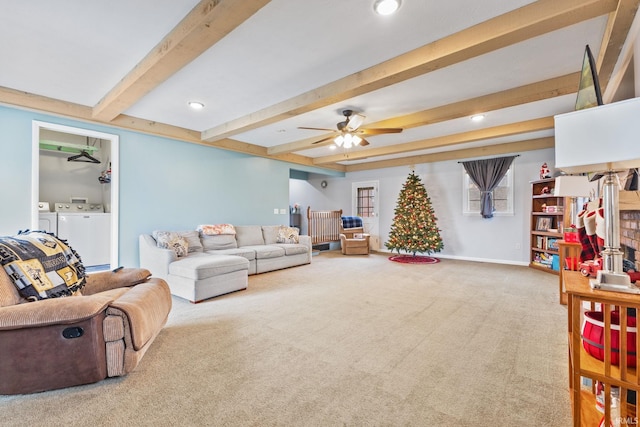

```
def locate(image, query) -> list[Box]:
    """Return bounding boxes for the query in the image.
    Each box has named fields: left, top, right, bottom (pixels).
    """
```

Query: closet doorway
left=31, top=121, right=119, bottom=270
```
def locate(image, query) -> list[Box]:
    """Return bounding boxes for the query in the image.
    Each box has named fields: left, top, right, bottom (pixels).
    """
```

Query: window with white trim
left=356, top=186, right=375, bottom=218
left=462, top=166, right=514, bottom=216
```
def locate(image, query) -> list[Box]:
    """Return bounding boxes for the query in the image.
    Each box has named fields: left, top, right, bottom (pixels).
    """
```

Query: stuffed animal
left=540, top=163, right=551, bottom=179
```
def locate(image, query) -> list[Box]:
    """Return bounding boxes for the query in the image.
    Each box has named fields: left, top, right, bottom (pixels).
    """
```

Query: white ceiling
left=0, top=0, right=637, bottom=172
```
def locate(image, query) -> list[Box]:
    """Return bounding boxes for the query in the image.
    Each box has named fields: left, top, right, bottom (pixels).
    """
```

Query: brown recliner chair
left=339, top=216, right=370, bottom=255
left=0, top=266, right=172, bottom=395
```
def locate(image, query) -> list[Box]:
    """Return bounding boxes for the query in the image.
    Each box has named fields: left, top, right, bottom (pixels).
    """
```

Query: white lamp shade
left=554, top=97, right=640, bottom=174
left=553, top=175, right=596, bottom=197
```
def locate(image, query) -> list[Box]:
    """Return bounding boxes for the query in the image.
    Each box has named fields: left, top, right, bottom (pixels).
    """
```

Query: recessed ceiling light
left=470, top=114, right=485, bottom=122
left=373, top=0, right=401, bottom=15
left=188, top=101, right=205, bottom=110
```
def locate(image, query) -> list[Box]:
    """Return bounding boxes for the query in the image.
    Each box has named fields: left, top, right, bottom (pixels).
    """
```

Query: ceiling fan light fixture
left=352, top=135, right=362, bottom=146
left=374, top=0, right=401, bottom=15
left=334, top=135, right=344, bottom=147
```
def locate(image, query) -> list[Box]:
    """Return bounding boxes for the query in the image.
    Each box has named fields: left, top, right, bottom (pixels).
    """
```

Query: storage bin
left=582, top=310, right=637, bottom=367
left=564, top=231, right=579, bottom=242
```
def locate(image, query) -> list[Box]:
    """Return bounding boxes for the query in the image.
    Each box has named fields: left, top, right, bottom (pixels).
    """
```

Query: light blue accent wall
left=0, top=106, right=34, bottom=234
left=0, top=105, right=293, bottom=267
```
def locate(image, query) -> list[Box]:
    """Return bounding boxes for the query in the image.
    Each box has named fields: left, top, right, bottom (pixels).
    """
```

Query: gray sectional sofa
left=139, top=225, right=311, bottom=303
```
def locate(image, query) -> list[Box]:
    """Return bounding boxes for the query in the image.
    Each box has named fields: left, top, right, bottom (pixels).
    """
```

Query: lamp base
left=590, top=270, right=640, bottom=294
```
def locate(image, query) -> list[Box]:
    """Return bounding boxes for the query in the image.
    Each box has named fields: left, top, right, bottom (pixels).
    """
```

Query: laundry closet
left=38, top=129, right=112, bottom=270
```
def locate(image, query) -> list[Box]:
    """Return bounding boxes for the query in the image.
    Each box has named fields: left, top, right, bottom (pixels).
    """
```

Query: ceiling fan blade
left=357, top=137, right=370, bottom=146
left=311, top=136, right=336, bottom=145
left=346, top=113, right=366, bottom=131
left=358, top=128, right=403, bottom=135
left=299, top=126, right=337, bottom=132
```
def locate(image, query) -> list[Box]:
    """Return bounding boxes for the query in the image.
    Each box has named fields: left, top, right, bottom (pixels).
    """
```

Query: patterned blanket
left=0, top=231, right=86, bottom=301
left=341, top=216, right=363, bottom=229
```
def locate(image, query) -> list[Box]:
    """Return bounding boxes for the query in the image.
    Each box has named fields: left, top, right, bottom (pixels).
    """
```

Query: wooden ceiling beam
left=343, top=138, right=555, bottom=172
left=202, top=0, right=616, bottom=142
left=268, top=73, right=578, bottom=155
left=596, top=0, right=640, bottom=94
left=92, top=0, right=271, bottom=122
left=0, top=85, right=347, bottom=171
left=312, top=117, right=555, bottom=165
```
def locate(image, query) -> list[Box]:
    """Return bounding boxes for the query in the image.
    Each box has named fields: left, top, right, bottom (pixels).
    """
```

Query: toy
left=580, top=258, right=602, bottom=277
left=540, top=162, right=551, bottom=179
left=580, top=258, right=640, bottom=284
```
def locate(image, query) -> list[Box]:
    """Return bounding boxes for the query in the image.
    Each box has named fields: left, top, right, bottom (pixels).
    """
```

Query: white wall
left=39, top=129, right=111, bottom=207
left=292, top=148, right=555, bottom=265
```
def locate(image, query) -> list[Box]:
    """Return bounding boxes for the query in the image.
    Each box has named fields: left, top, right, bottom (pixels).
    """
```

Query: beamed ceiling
left=1, top=0, right=638, bottom=173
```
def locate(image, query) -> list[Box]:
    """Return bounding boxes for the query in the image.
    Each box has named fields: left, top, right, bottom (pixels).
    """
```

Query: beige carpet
left=1, top=251, right=571, bottom=426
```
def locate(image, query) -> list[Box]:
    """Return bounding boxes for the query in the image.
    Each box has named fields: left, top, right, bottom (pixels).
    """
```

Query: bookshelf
left=530, top=178, right=570, bottom=274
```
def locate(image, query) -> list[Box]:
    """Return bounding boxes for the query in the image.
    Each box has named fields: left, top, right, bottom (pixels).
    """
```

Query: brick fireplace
left=620, top=210, right=640, bottom=270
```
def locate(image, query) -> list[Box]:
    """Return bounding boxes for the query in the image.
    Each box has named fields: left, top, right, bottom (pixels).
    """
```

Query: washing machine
left=38, top=202, right=57, bottom=234
left=55, top=202, right=111, bottom=268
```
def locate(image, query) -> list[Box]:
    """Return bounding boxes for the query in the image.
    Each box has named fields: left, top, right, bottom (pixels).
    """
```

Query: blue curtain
left=462, top=156, right=516, bottom=218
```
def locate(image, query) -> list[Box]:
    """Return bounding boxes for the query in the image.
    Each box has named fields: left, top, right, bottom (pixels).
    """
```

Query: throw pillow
left=276, top=226, right=299, bottom=244
left=153, top=231, right=188, bottom=257
left=0, top=231, right=86, bottom=301
left=197, top=224, right=236, bottom=235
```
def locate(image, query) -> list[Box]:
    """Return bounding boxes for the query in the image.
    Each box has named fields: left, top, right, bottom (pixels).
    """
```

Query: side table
left=558, top=239, right=581, bottom=305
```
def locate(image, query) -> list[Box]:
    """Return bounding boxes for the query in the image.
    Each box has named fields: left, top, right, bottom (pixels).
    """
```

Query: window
left=462, top=166, right=514, bottom=216
left=356, top=186, right=375, bottom=217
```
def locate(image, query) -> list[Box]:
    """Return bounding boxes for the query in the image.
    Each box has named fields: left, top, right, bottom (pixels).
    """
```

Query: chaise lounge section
left=139, top=224, right=311, bottom=303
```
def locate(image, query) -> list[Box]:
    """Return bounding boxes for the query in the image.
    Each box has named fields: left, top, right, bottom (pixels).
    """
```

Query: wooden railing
left=307, top=207, right=342, bottom=245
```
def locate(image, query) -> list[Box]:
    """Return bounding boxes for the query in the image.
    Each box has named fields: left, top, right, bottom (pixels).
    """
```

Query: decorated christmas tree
left=385, top=171, right=443, bottom=256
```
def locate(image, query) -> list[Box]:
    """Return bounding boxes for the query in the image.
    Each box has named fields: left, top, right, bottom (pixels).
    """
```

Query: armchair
left=340, top=216, right=370, bottom=255
left=0, top=264, right=172, bottom=394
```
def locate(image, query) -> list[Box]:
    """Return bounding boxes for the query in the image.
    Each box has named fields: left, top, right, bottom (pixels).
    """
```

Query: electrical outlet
left=515, top=242, right=521, bottom=250
left=279, top=208, right=286, bottom=214
left=273, top=208, right=279, bottom=214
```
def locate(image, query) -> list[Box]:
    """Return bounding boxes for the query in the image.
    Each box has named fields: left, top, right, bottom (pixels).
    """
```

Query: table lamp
left=554, top=97, right=640, bottom=293
left=553, top=175, right=595, bottom=229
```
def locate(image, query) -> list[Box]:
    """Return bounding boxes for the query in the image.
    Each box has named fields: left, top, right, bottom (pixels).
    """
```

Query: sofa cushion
left=249, top=245, right=286, bottom=259
left=235, top=226, right=265, bottom=247
left=261, top=226, right=280, bottom=245
left=276, top=226, right=299, bottom=244
left=202, top=234, right=237, bottom=250
left=274, top=244, right=308, bottom=256
left=177, top=231, right=203, bottom=253
left=205, top=247, right=256, bottom=261
left=169, top=254, right=249, bottom=280
left=153, top=231, right=188, bottom=257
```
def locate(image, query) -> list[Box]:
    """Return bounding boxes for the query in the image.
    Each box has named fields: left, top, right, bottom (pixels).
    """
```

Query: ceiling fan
left=299, top=109, right=403, bottom=148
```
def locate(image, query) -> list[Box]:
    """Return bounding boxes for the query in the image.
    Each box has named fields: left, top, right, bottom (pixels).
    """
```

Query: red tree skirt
left=388, top=254, right=440, bottom=264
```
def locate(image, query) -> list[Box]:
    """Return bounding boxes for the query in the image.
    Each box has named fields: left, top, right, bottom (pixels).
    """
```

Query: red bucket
left=582, top=310, right=637, bottom=367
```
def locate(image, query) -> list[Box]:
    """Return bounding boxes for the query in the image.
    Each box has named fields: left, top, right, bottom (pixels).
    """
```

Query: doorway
left=31, top=121, right=119, bottom=269
left=352, top=180, right=380, bottom=250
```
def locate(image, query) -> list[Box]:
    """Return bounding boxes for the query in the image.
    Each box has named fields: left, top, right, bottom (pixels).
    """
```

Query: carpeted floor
left=0, top=251, right=571, bottom=426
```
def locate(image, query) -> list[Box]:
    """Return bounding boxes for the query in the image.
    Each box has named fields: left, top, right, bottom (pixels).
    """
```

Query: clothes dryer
left=55, top=202, right=110, bottom=268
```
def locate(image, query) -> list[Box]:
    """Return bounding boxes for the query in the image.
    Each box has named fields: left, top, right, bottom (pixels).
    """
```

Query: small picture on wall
left=536, top=216, right=553, bottom=231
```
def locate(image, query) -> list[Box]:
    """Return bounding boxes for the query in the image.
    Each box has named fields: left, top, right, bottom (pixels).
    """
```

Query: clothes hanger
left=67, top=150, right=100, bottom=164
